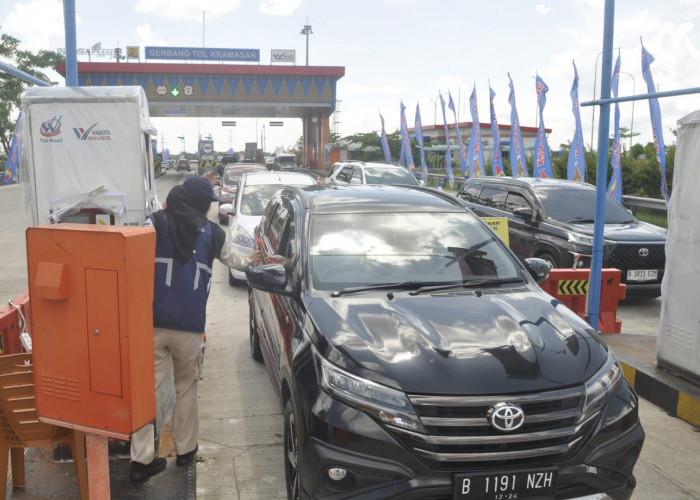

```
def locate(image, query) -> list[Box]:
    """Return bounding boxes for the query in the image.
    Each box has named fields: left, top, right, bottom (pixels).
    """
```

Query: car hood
left=307, top=287, right=608, bottom=395
left=230, top=214, right=261, bottom=237
left=563, top=220, right=667, bottom=243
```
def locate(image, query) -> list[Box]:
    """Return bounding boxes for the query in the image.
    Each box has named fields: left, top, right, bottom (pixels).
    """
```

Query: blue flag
left=608, top=55, right=623, bottom=202
left=2, top=112, right=22, bottom=185
left=439, top=93, right=455, bottom=187
left=488, top=84, right=505, bottom=176
left=379, top=111, right=392, bottom=164
left=567, top=62, right=586, bottom=182
left=399, top=101, right=415, bottom=173
left=641, top=42, right=668, bottom=205
left=414, top=103, right=428, bottom=182
left=467, top=85, right=486, bottom=178
left=534, top=75, right=553, bottom=178
left=507, top=74, right=528, bottom=177
left=448, top=91, right=468, bottom=176
left=162, top=148, right=170, bottom=162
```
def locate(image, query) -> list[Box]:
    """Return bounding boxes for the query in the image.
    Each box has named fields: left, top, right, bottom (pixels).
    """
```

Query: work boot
left=176, top=444, right=198, bottom=466
left=129, top=457, right=167, bottom=481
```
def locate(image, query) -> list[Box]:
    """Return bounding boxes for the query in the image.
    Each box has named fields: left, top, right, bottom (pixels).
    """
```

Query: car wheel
left=249, top=292, right=263, bottom=362
left=229, top=270, right=244, bottom=287
left=284, top=399, right=305, bottom=500
left=537, top=251, right=559, bottom=269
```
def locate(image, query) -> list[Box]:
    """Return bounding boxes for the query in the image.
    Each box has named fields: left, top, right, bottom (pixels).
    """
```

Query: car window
left=364, top=167, right=419, bottom=185
left=309, top=212, right=520, bottom=290
left=240, top=184, right=287, bottom=216
left=534, top=187, right=635, bottom=223
left=350, top=167, right=363, bottom=184
left=336, top=166, right=353, bottom=183
left=504, top=192, right=532, bottom=213
left=478, top=187, right=507, bottom=209
left=460, top=184, right=482, bottom=202
left=265, top=202, right=290, bottom=253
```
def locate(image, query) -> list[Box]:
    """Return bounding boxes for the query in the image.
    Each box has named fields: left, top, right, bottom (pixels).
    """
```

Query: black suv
left=458, top=177, right=667, bottom=298
left=246, top=184, right=643, bottom=499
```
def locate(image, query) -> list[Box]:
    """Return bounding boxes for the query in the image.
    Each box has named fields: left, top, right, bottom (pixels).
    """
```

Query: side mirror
left=524, top=257, right=551, bottom=284
left=513, top=207, right=534, bottom=219
left=220, top=203, right=235, bottom=215
left=246, top=264, right=294, bottom=296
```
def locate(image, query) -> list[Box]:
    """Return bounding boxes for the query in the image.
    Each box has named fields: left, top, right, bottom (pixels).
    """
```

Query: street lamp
left=450, top=83, right=462, bottom=124
left=300, top=22, right=313, bottom=66
left=591, top=47, right=620, bottom=148
left=620, top=71, right=635, bottom=152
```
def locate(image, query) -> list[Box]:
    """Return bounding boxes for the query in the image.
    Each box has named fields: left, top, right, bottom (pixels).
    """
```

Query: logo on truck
left=73, top=123, right=112, bottom=141
left=39, top=116, right=62, bottom=137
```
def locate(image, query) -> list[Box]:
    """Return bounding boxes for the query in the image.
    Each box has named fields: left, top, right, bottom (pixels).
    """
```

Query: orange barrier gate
left=0, top=290, right=30, bottom=355
left=539, top=268, right=626, bottom=334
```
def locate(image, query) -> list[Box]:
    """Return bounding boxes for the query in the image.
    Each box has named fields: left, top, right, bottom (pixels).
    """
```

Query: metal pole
left=588, top=0, right=616, bottom=332
left=590, top=51, right=602, bottom=149
left=621, top=71, right=635, bottom=152
left=63, top=0, right=78, bottom=86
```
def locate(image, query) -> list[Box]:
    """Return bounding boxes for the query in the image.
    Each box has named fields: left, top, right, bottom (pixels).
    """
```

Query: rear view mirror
left=524, top=257, right=551, bottom=284
left=513, top=207, right=534, bottom=219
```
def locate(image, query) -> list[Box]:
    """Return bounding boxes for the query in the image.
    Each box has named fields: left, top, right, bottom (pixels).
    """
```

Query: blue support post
left=588, top=0, right=616, bottom=331
left=63, top=0, right=78, bottom=86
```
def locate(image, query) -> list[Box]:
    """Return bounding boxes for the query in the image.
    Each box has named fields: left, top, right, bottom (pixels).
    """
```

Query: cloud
left=258, top=0, right=308, bottom=16
left=2, top=0, right=65, bottom=52
left=136, top=23, right=167, bottom=46
left=536, top=4, right=552, bottom=14
left=134, top=0, right=243, bottom=21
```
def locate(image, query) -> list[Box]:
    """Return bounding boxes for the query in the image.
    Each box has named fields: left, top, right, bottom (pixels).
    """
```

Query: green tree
left=0, top=28, right=63, bottom=155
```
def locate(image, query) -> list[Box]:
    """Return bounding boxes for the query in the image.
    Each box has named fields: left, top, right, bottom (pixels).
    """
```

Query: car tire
left=249, top=292, right=263, bottom=362
left=228, top=270, right=244, bottom=287
left=537, top=251, right=559, bottom=269
left=284, top=399, right=305, bottom=500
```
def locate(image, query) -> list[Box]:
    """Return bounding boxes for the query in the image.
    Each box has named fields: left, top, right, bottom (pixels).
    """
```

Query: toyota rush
left=246, top=184, right=644, bottom=499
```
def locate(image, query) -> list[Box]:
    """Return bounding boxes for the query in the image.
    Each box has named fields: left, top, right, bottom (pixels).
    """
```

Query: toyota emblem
left=638, top=247, right=649, bottom=257
left=487, top=403, right=525, bottom=432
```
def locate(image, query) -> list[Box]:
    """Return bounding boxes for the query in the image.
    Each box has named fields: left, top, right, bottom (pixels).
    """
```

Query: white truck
left=19, top=86, right=160, bottom=226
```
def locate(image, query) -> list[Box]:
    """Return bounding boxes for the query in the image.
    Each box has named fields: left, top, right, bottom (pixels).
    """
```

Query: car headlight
left=567, top=231, right=594, bottom=247
left=231, top=225, right=254, bottom=248
left=315, top=349, right=424, bottom=433
left=581, top=348, right=623, bottom=422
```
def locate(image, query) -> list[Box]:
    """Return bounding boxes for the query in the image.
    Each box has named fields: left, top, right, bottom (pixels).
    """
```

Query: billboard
left=271, top=50, right=295, bottom=63
left=145, top=46, right=260, bottom=62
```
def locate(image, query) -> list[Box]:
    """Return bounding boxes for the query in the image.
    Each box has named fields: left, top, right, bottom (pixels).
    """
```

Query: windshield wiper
left=331, top=280, right=454, bottom=297
left=565, top=218, right=596, bottom=223
left=408, top=277, right=525, bottom=296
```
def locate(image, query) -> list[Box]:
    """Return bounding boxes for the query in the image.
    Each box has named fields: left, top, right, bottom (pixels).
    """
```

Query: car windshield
left=309, top=212, right=521, bottom=290
left=363, top=166, right=419, bottom=185
left=240, top=184, right=288, bottom=216
left=535, top=187, right=635, bottom=223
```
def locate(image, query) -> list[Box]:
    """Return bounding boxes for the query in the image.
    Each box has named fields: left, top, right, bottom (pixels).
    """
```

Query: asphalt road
left=1, top=173, right=698, bottom=499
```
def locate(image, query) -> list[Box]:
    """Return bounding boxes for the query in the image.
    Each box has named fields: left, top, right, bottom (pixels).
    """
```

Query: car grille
left=608, top=243, right=665, bottom=281
left=391, top=386, right=596, bottom=471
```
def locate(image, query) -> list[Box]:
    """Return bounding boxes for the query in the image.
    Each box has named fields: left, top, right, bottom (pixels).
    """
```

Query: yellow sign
left=482, top=217, right=509, bottom=246
left=127, top=46, right=140, bottom=59
left=558, top=280, right=589, bottom=295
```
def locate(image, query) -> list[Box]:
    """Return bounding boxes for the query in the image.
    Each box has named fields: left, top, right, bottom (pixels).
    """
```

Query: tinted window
left=363, top=167, right=419, bottom=185
left=504, top=192, right=531, bottom=213
left=534, top=187, right=635, bottom=223
left=265, top=202, right=290, bottom=252
left=460, top=184, right=482, bottom=202
left=240, top=185, right=287, bottom=216
left=309, top=212, right=520, bottom=289
left=336, top=166, right=354, bottom=183
left=478, top=187, right=507, bottom=209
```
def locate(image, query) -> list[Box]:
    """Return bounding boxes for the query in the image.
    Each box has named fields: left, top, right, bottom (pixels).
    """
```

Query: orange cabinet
left=26, top=224, right=156, bottom=439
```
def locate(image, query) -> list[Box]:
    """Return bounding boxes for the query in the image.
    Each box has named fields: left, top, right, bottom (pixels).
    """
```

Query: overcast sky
left=3, top=0, right=700, bottom=156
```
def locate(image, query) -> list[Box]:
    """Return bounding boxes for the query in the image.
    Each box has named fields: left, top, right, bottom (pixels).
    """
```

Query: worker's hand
left=248, top=249, right=263, bottom=265
left=269, top=255, right=289, bottom=266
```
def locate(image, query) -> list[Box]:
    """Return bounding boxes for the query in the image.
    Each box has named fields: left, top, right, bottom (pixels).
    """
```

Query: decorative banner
left=507, top=73, right=528, bottom=177
left=534, top=75, right=553, bottom=178
left=641, top=42, right=669, bottom=205
left=414, top=104, right=428, bottom=182
left=567, top=61, right=586, bottom=182
left=439, top=93, right=455, bottom=187
left=467, top=85, right=486, bottom=178
left=608, top=54, right=623, bottom=202
left=399, top=100, right=415, bottom=173
left=488, top=83, right=505, bottom=176
left=379, top=111, right=392, bottom=164
left=447, top=91, right=468, bottom=176
left=2, top=112, right=22, bottom=185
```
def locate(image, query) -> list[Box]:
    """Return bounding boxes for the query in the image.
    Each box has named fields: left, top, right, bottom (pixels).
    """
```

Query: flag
left=414, top=103, right=428, bottom=182
left=488, top=83, right=505, bottom=176
left=567, top=62, right=586, bottom=182
left=448, top=91, right=468, bottom=176
left=439, top=93, right=455, bottom=187
left=641, top=42, right=668, bottom=205
left=162, top=148, right=170, bottom=162
left=2, top=112, right=22, bottom=185
left=467, top=85, right=486, bottom=178
left=379, top=111, right=392, bottom=164
left=399, top=101, right=415, bottom=173
left=608, top=55, right=623, bottom=202
left=533, top=75, right=553, bottom=178
left=507, top=73, right=528, bottom=177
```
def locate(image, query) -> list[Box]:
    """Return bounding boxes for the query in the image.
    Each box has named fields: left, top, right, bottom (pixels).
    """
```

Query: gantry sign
left=56, top=60, right=345, bottom=169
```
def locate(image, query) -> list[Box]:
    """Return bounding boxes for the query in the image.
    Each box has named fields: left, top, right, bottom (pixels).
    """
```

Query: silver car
left=223, top=171, right=316, bottom=285
left=327, top=161, right=420, bottom=186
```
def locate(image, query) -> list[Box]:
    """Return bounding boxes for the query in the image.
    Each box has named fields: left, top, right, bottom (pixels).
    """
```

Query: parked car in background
left=188, top=159, right=199, bottom=171
left=217, top=164, right=267, bottom=224
left=222, top=171, right=315, bottom=285
left=458, top=177, right=667, bottom=297
left=175, top=159, right=190, bottom=172
left=272, top=154, right=297, bottom=171
left=246, top=183, right=644, bottom=499
left=327, top=161, right=420, bottom=186
left=217, top=154, right=238, bottom=177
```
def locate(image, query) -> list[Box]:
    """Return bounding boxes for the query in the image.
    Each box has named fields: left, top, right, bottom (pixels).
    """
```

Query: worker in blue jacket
left=130, top=175, right=259, bottom=481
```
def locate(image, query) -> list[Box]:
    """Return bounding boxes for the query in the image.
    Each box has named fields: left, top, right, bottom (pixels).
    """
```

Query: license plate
left=627, top=269, right=658, bottom=282
left=454, top=469, right=557, bottom=499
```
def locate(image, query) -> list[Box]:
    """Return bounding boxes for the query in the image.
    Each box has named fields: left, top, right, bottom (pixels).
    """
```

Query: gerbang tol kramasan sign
left=145, top=46, right=260, bottom=62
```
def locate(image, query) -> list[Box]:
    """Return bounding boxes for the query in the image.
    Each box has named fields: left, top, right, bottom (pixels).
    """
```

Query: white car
left=327, top=161, right=421, bottom=186
left=223, top=171, right=316, bottom=285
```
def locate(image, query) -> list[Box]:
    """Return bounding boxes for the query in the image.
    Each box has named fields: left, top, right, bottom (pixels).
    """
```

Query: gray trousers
left=131, top=327, right=203, bottom=464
